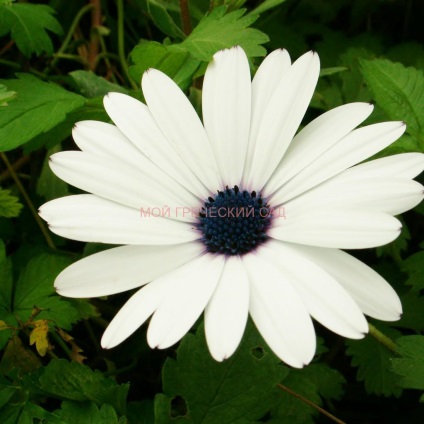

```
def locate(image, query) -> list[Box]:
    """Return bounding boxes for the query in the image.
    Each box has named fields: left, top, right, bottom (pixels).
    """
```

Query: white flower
left=39, top=47, right=424, bottom=368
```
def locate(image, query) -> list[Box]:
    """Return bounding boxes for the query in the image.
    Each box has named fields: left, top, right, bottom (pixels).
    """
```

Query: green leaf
left=0, top=84, right=16, bottom=106
left=346, top=324, right=402, bottom=397
left=269, top=363, right=345, bottom=424
left=0, top=3, right=62, bottom=57
left=403, top=251, right=424, bottom=291
left=249, top=0, right=287, bottom=16
left=397, top=291, right=424, bottom=332
left=13, top=253, right=79, bottom=329
left=36, top=145, right=69, bottom=201
left=70, top=71, right=129, bottom=98
left=392, top=336, right=424, bottom=390
left=25, top=359, right=129, bottom=415
left=0, top=188, right=22, bottom=218
left=129, top=41, right=200, bottom=90
left=155, top=321, right=287, bottom=423
left=58, top=401, right=121, bottom=424
left=147, top=0, right=186, bottom=39
left=0, top=74, right=85, bottom=152
left=180, top=6, right=268, bottom=61
left=360, top=58, right=424, bottom=147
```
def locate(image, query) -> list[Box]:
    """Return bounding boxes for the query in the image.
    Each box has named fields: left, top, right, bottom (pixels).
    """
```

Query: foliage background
left=1, top=0, right=424, bottom=422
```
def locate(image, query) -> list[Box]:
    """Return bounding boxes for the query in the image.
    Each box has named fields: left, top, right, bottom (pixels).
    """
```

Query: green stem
left=368, top=323, right=399, bottom=354
left=47, top=3, right=94, bottom=71
left=0, top=59, right=20, bottom=69
left=277, top=384, right=346, bottom=424
left=50, top=330, right=73, bottom=360
left=0, top=152, right=56, bottom=250
left=117, top=0, right=138, bottom=90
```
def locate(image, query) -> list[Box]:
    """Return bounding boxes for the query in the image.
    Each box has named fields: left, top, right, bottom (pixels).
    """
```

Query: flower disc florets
left=197, top=185, right=272, bottom=255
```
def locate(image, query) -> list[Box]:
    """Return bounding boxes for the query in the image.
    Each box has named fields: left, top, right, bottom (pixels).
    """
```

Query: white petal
left=205, top=255, right=249, bottom=361
left=39, top=194, right=199, bottom=244
left=142, top=69, right=221, bottom=191
left=243, top=51, right=320, bottom=189
left=259, top=242, right=368, bottom=339
left=49, top=151, right=200, bottom=222
left=265, top=103, right=374, bottom=195
left=73, top=120, right=151, bottom=170
left=269, top=209, right=401, bottom=249
left=288, top=244, right=402, bottom=321
left=101, top=276, right=175, bottom=349
left=54, top=242, right=203, bottom=298
left=285, top=178, right=424, bottom=216
left=202, top=47, right=251, bottom=185
left=243, top=253, right=316, bottom=368
left=336, top=152, right=424, bottom=181
left=271, top=121, right=406, bottom=204
left=147, top=254, right=224, bottom=349
left=243, top=49, right=291, bottom=186
left=103, top=93, right=206, bottom=198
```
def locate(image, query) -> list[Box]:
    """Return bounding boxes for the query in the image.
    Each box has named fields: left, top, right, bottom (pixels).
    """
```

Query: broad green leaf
left=0, top=188, right=22, bottom=218
left=129, top=41, right=200, bottom=90
left=0, top=3, right=62, bottom=57
left=360, top=58, right=424, bottom=147
left=392, top=336, right=424, bottom=390
left=403, top=251, right=424, bottom=291
left=346, top=325, right=402, bottom=397
left=0, top=84, right=16, bottom=106
left=13, top=253, right=79, bottom=329
left=155, top=321, right=287, bottom=424
left=269, top=364, right=345, bottom=424
left=147, top=0, right=186, bottom=39
left=22, top=97, right=108, bottom=154
left=0, top=74, right=85, bottom=151
left=180, top=6, right=268, bottom=61
left=70, top=71, right=129, bottom=98
left=25, top=359, right=129, bottom=415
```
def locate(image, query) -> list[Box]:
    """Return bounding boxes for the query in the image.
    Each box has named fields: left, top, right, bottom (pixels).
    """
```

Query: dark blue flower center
left=197, top=185, right=272, bottom=255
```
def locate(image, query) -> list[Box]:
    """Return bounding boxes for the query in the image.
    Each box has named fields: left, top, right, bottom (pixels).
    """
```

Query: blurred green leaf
left=70, top=71, right=129, bottom=98
left=360, top=58, right=424, bottom=149
left=147, top=0, right=186, bottom=39
left=0, top=188, right=22, bottom=218
left=0, top=84, right=16, bottom=106
left=346, top=325, right=402, bottom=397
left=155, top=322, right=287, bottom=423
left=0, top=3, right=62, bottom=57
left=129, top=41, right=200, bottom=90
left=403, top=251, right=424, bottom=291
left=180, top=6, right=268, bottom=61
left=397, top=292, right=424, bottom=332
left=0, top=74, right=85, bottom=152
left=392, top=336, right=424, bottom=390
left=37, top=145, right=69, bottom=201
left=25, top=359, right=129, bottom=415
left=249, top=0, right=287, bottom=16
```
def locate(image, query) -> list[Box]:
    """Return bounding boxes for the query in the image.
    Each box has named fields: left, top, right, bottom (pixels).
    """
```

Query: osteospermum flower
left=39, top=47, right=424, bottom=368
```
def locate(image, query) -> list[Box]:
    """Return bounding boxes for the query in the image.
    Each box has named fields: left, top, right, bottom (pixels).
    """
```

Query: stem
left=0, top=152, right=56, bottom=250
left=88, top=0, right=102, bottom=71
left=117, top=0, right=138, bottom=90
left=50, top=330, right=73, bottom=360
left=368, top=323, right=399, bottom=354
left=0, top=155, right=29, bottom=183
left=277, top=384, right=346, bottom=424
left=47, top=3, right=94, bottom=72
left=180, top=0, right=192, bottom=35
left=0, top=59, right=20, bottom=69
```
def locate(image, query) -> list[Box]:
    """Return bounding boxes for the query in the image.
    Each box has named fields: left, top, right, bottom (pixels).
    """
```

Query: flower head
left=39, top=47, right=424, bottom=368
